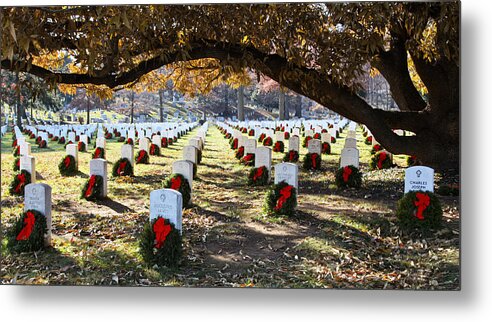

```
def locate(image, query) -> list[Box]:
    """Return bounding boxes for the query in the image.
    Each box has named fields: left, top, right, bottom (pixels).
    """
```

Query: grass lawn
left=0, top=125, right=460, bottom=289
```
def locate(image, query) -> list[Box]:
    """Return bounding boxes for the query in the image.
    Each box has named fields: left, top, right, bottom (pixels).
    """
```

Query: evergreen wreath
left=303, top=152, right=322, bottom=170
left=59, top=155, right=77, bottom=176
left=321, top=129, right=328, bottom=133
left=230, top=138, right=239, bottom=150
left=135, top=149, right=150, bottom=164
left=51, top=136, right=59, bottom=141
left=258, top=133, right=266, bottom=142
left=235, top=146, right=245, bottom=159
left=302, top=136, right=312, bottom=148
left=371, top=144, right=383, bottom=154
left=58, top=137, right=66, bottom=144
left=365, top=136, right=373, bottom=145
left=167, top=137, right=173, bottom=145
left=48, top=133, right=53, bottom=139
left=139, top=217, right=182, bottom=267
left=105, top=132, right=113, bottom=139
left=240, top=153, right=255, bottom=166
left=321, top=142, right=331, bottom=154
left=92, top=147, right=106, bottom=159
left=225, top=133, right=232, bottom=139
left=81, top=174, right=104, bottom=200
left=13, top=157, right=20, bottom=171
left=331, top=136, right=336, bottom=144
left=9, top=170, right=31, bottom=196
left=75, top=135, right=80, bottom=141
left=313, top=133, right=321, bottom=139
left=12, top=145, right=20, bottom=156
left=263, top=136, right=273, bottom=146
left=161, top=137, right=168, bottom=148
left=38, top=140, right=47, bottom=148
left=284, top=132, right=290, bottom=139
left=78, top=141, right=86, bottom=152
left=112, top=158, right=134, bottom=177
left=283, top=150, right=299, bottom=162
left=126, top=138, right=134, bottom=145
left=29, top=133, right=36, bottom=139
left=12, top=139, right=17, bottom=147
left=7, top=209, right=48, bottom=253
left=248, top=129, right=255, bottom=136
left=263, top=181, right=297, bottom=217
left=370, top=151, right=393, bottom=170
left=163, top=173, right=191, bottom=207
left=248, top=166, right=269, bottom=186
left=118, top=136, right=126, bottom=142
left=273, top=141, right=285, bottom=153
left=36, top=136, right=42, bottom=144
left=149, top=143, right=161, bottom=156
left=335, top=165, right=362, bottom=189
left=396, top=191, right=442, bottom=231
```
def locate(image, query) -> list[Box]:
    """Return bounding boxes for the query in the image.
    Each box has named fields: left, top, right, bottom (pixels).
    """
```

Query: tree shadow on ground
left=96, top=197, right=134, bottom=214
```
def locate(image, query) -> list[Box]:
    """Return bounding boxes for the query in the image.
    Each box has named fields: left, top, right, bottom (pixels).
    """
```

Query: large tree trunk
left=295, top=94, right=302, bottom=118
left=279, top=87, right=286, bottom=120
left=130, top=90, right=135, bottom=123
left=237, top=85, right=245, bottom=121
left=159, top=89, right=164, bottom=122
left=86, top=94, right=90, bottom=124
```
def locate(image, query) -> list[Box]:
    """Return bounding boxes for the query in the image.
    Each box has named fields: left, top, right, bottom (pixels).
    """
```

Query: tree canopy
left=0, top=2, right=460, bottom=169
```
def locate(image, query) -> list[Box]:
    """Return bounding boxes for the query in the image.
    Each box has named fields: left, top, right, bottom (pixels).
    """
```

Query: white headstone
left=255, top=147, right=272, bottom=171
left=274, top=162, right=298, bottom=190
left=89, top=159, right=108, bottom=197
left=20, top=141, right=31, bottom=156
left=66, top=143, right=79, bottom=168
left=121, top=144, right=134, bottom=169
left=344, top=138, right=357, bottom=149
left=321, top=133, right=331, bottom=143
left=172, top=160, right=194, bottom=188
left=183, top=146, right=198, bottom=164
left=288, top=135, right=300, bottom=152
left=275, top=131, right=284, bottom=142
left=24, top=183, right=52, bottom=246
left=244, top=139, right=257, bottom=155
left=139, top=137, right=150, bottom=153
left=308, top=139, right=322, bottom=155
left=404, top=166, right=435, bottom=193
left=150, top=189, right=183, bottom=233
left=340, top=147, right=359, bottom=169
left=20, top=155, right=36, bottom=183
left=68, top=131, right=76, bottom=142
left=152, top=135, right=161, bottom=147
left=96, top=137, right=106, bottom=149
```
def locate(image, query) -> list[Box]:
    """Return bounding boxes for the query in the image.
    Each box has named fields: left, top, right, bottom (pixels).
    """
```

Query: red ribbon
left=137, top=150, right=146, bottom=162
left=150, top=145, right=155, bottom=154
left=117, top=160, right=128, bottom=175
left=342, top=166, right=352, bottom=182
left=64, top=156, right=71, bottom=168
left=94, top=148, right=101, bottom=158
left=377, top=152, right=387, bottom=169
left=414, top=192, right=430, bottom=220
left=233, top=139, right=238, bottom=149
left=153, top=217, right=172, bottom=249
left=16, top=211, right=36, bottom=241
left=85, top=175, right=97, bottom=198
left=289, top=150, right=295, bottom=161
left=274, top=185, right=293, bottom=211
left=311, top=153, right=318, bottom=168
left=243, top=154, right=253, bottom=163
left=170, top=176, right=182, bottom=190
left=15, top=173, right=26, bottom=193
left=253, top=167, right=264, bottom=181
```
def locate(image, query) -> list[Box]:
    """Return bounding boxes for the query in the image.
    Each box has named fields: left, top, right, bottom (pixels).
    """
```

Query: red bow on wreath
left=274, top=185, right=293, bottom=211
left=311, top=153, right=318, bottom=168
left=414, top=192, right=430, bottom=220
left=289, top=150, right=296, bottom=161
left=137, top=150, right=146, bottom=162
left=117, top=160, right=128, bottom=175
left=170, top=176, right=182, bottom=190
left=16, top=211, right=36, bottom=241
left=64, top=156, right=71, bottom=168
left=150, top=145, right=155, bottom=154
left=15, top=172, right=27, bottom=193
left=94, top=148, right=101, bottom=158
left=377, top=152, right=387, bottom=169
left=253, top=167, right=264, bottom=181
left=85, top=175, right=97, bottom=198
left=153, top=217, right=172, bottom=249
left=243, top=154, right=253, bottom=162
left=342, top=166, right=352, bottom=182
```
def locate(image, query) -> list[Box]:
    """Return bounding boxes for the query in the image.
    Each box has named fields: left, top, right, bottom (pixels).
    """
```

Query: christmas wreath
left=313, top=133, right=321, bottom=139
left=248, top=166, right=269, bottom=186
left=48, top=133, right=53, bottom=139
left=241, top=127, right=247, bottom=133
left=263, top=181, right=297, bottom=217
left=283, top=150, right=299, bottom=162
left=75, top=135, right=80, bottom=141
left=225, top=133, right=232, bottom=139
left=365, top=136, right=373, bottom=145
left=112, top=158, right=134, bottom=177
left=6, top=209, right=48, bottom=253
left=126, top=138, right=134, bottom=145
left=331, top=136, right=336, bottom=144
left=263, top=136, right=273, bottom=146
left=78, top=141, right=86, bottom=152
left=135, top=149, right=150, bottom=164
left=105, top=132, right=113, bottom=139
left=273, top=141, right=285, bottom=153
left=29, top=133, right=35, bottom=139
left=51, top=136, right=59, bottom=141
left=370, top=151, right=392, bottom=170
left=371, top=144, right=383, bottom=154
left=81, top=174, right=104, bottom=200
left=167, top=137, right=174, bottom=145
left=9, top=170, right=31, bottom=196
left=284, top=132, right=290, bottom=140
left=12, top=145, right=20, bottom=156
left=163, top=173, right=191, bottom=207
left=322, top=129, right=328, bottom=133
left=13, top=157, right=20, bottom=171
left=118, top=136, right=126, bottom=142
left=407, top=155, right=420, bottom=167
left=258, top=133, right=266, bottom=143
left=139, top=217, right=182, bottom=267
left=161, top=137, right=168, bottom=148
left=321, top=142, right=331, bottom=155
left=92, top=147, right=105, bottom=159
left=230, top=138, right=239, bottom=150
left=335, top=165, right=362, bottom=189
left=38, top=140, right=47, bottom=148
left=396, top=191, right=442, bottom=231
left=302, top=136, right=312, bottom=148
left=302, top=152, right=322, bottom=170
left=35, top=136, right=42, bottom=144
left=235, top=146, right=245, bottom=159
left=149, top=143, right=161, bottom=156
left=248, top=129, right=255, bottom=136
left=336, top=130, right=340, bottom=138
left=12, top=139, right=17, bottom=147
left=59, top=155, right=77, bottom=176
left=240, top=153, right=255, bottom=166
left=58, top=137, right=66, bottom=144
